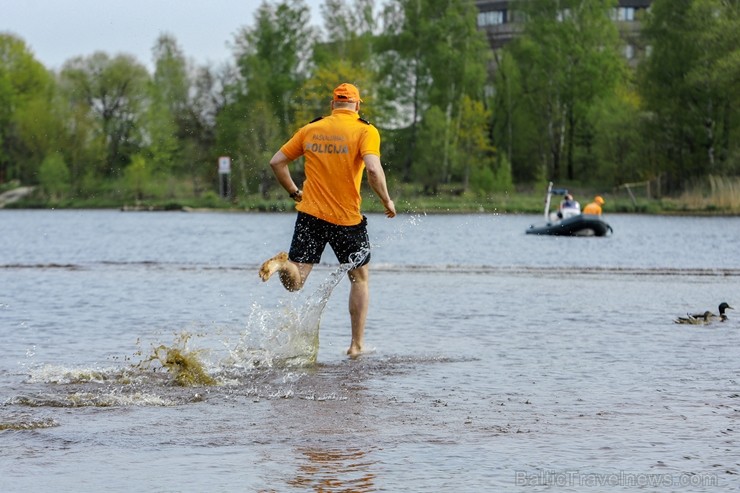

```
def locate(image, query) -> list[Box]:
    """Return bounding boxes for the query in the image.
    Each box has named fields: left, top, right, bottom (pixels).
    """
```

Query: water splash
left=0, top=416, right=59, bottom=430
left=12, top=257, right=367, bottom=405
left=226, top=249, right=370, bottom=368
left=137, top=332, right=216, bottom=387
left=376, top=213, right=425, bottom=250
left=7, top=392, right=176, bottom=408
left=27, top=365, right=122, bottom=385
left=10, top=237, right=422, bottom=410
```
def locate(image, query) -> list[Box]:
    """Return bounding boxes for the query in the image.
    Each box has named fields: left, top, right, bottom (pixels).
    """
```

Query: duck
left=720, top=302, right=734, bottom=321
left=707, top=302, right=733, bottom=322
left=675, top=302, right=734, bottom=324
left=674, top=311, right=716, bottom=325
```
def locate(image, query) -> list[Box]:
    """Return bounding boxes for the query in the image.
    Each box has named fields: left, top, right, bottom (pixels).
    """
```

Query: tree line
left=1, top=0, right=738, bottom=204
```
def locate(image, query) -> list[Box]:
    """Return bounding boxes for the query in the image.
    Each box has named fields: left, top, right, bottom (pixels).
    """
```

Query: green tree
left=492, top=152, right=514, bottom=192
left=59, top=102, right=108, bottom=196
left=310, top=0, right=385, bottom=124
left=232, top=0, right=317, bottom=136
left=38, top=153, right=71, bottom=200
left=296, top=62, right=377, bottom=125
left=507, top=0, right=626, bottom=182
left=146, top=34, right=189, bottom=184
left=317, top=0, right=378, bottom=64
left=490, top=50, right=541, bottom=183
left=413, top=105, right=447, bottom=193
left=378, top=0, right=491, bottom=181
left=60, top=52, right=150, bottom=177
left=0, top=33, right=55, bottom=184
left=125, top=154, right=151, bottom=200
left=221, top=0, right=318, bottom=198
left=217, top=98, right=281, bottom=198
left=639, top=0, right=740, bottom=187
left=180, top=64, right=227, bottom=196
left=457, top=95, right=495, bottom=191
left=12, top=86, right=67, bottom=183
left=589, top=88, right=646, bottom=184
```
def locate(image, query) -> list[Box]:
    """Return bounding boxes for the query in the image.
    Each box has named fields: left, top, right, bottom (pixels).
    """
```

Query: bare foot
left=259, top=252, right=289, bottom=281
left=347, top=343, right=363, bottom=358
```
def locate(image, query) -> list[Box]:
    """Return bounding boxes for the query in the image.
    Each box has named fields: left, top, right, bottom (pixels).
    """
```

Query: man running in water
left=259, top=83, right=396, bottom=357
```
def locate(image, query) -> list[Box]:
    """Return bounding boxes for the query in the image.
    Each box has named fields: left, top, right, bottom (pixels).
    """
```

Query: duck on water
left=674, top=302, right=734, bottom=324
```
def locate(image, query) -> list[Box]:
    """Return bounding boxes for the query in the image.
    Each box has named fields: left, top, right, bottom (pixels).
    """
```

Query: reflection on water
left=287, top=447, right=377, bottom=492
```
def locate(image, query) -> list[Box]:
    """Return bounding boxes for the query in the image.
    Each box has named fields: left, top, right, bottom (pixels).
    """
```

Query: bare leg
left=347, top=265, right=369, bottom=357
left=259, top=252, right=312, bottom=292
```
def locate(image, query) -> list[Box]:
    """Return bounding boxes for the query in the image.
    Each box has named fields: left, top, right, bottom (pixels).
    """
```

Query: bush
left=39, top=154, right=71, bottom=201
left=493, top=153, right=514, bottom=193
left=125, top=155, right=151, bottom=200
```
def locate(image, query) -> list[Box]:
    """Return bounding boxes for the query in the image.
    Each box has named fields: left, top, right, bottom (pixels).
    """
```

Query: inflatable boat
left=526, top=183, right=613, bottom=237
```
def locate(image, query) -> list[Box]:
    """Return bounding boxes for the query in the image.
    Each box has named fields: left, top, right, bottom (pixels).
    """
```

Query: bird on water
left=674, top=311, right=716, bottom=325
left=674, top=302, right=734, bottom=324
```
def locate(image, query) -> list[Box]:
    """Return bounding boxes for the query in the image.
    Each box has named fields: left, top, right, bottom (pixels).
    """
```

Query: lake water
left=1, top=209, right=739, bottom=492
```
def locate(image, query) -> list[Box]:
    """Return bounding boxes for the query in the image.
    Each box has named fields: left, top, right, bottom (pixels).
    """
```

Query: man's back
left=281, top=109, right=380, bottom=225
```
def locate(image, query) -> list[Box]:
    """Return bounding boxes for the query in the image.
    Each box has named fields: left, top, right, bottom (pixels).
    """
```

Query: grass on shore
left=3, top=177, right=740, bottom=215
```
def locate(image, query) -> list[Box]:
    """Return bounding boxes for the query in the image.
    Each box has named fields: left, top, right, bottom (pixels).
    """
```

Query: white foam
left=27, top=364, right=123, bottom=384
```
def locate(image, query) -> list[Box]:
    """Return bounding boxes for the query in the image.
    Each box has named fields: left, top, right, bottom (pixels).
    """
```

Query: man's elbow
left=269, top=151, right=291, bottom=169
left=365, top=164, right=383, bottom=179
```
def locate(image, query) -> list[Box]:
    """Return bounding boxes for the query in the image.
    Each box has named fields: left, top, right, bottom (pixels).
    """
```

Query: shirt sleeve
left=280, top=127, right=306, bottom=161
left=360, top=125, right=381, bottom=157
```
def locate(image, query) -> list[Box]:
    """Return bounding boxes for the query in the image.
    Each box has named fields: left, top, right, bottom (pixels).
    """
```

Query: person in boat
left=258, top=82, right=396, bottom=358
left=583, top=195, right=605, bottom=215
left=557, top=193, right=581, bottom=219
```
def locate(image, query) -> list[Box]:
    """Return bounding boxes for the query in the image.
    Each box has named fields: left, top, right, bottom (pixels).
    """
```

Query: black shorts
left=289, top=212, right=371, bottom=267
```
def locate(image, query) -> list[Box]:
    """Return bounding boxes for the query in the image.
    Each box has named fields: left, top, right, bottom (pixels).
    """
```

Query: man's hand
left=384, top=199, right=396, bottom=218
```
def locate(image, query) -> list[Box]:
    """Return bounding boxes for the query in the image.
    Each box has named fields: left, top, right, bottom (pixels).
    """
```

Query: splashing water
left=226, top=249, right=370, bottom=368
left=78, top=218, right=420, bottom=385
left=0, top=416, right=58, bottom=430
left=138, top=332, right=216, bottom=387
left=7, top=218, right=427, bottom=408
left=21, top=221, right=421, bottom=397
left=377, top=213, right=425, bottom=249
left=224, top=215, right=426, bottom=368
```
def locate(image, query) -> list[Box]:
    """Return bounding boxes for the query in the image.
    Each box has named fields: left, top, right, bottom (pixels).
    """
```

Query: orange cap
left=595, top=196, right=605, bottom=205
left=333, top=83, right=363, bottom=102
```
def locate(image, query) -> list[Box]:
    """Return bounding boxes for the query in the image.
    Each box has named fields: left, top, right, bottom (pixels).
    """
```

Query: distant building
left=475, top=0, right=652, bottom=65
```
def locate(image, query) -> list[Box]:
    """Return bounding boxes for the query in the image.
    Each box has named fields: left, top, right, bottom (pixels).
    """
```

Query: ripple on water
left=0, top=414, right=59, bottom=431
left=5, top=351, right=473, bottom=410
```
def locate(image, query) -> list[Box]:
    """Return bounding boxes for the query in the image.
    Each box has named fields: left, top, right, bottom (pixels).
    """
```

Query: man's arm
left=363, top=154, right=396, bottom=218
left=269, top=150, right=302, bottom=202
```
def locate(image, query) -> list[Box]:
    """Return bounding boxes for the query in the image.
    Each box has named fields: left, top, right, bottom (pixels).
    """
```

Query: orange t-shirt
left=582, top=202, right=602, bottom=215
left=281, top=109, right=380, bottom=226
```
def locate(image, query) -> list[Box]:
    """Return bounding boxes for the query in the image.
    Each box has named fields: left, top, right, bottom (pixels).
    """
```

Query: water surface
left=1, top=210, right=739, bottom=491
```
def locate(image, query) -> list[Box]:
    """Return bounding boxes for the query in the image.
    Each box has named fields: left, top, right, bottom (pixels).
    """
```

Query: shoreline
left=2, top=204, right=739, bottom=217
left=2, top=186, right=739, bottom=216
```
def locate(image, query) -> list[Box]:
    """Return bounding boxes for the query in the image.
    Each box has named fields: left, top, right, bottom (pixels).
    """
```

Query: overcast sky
left=2, top=0, right=324, bottom=71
